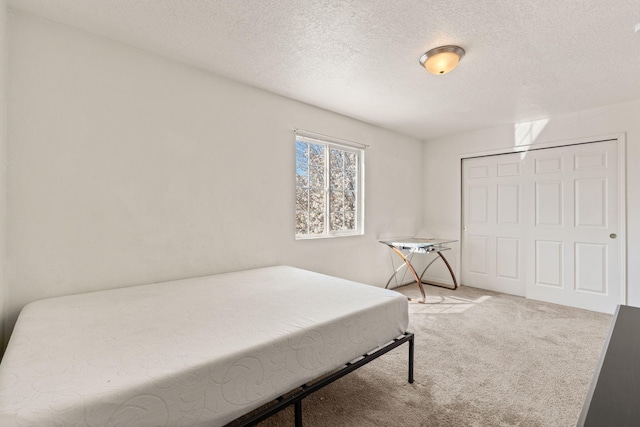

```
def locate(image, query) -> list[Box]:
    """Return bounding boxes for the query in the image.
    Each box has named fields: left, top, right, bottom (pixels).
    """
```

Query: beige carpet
left=247, top=283, right=612, bottom=426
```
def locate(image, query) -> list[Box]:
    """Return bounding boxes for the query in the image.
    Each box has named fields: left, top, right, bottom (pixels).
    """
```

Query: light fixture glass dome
left=419, top=45, right=465, bottom=75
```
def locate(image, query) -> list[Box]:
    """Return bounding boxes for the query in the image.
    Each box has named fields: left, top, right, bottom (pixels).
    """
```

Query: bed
left=0, top=266, right=412, bottom=426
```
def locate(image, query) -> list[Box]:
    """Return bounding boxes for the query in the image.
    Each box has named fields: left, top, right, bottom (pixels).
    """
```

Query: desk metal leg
left=385, top=253, right=414, bottom=289
left=418, top=251, right=459, bottom=290
left=386, top=246, right=426, bottom=302
left=385, top=246, right=459, bottom=300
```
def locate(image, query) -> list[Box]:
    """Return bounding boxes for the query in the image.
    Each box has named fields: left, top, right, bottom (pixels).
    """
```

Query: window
left=295, top=135, right=364, bottom=238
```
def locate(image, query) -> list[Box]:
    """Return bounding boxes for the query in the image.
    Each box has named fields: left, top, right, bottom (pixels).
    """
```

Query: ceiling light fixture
left=419, top=45, right=465, bottom=75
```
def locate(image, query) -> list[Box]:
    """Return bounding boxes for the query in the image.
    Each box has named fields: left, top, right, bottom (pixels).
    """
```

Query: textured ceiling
left=7, top=0, right=640, bottom=140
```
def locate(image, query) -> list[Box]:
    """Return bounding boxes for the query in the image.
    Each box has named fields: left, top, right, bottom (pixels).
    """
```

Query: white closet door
left=462, top=152, right=525, bottom=296
left=461, top=139, right=623, bottom=313
left=524, top=140, right=621, bottom=312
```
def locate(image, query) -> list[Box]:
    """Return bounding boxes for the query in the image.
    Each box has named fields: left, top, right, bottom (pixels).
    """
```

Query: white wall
left=422, top=99, right=640, bottom=306
left=3, top=12, right=423, bottom=341
left=0, top=0, right=7, bottom=350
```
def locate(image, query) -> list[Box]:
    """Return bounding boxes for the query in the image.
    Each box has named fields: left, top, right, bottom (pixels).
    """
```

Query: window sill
left=295, top=231, right=364, bottom=240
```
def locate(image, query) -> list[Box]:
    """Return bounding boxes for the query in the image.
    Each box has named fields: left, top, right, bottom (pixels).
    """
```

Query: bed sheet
left=0, top=266, right=408, bottom=426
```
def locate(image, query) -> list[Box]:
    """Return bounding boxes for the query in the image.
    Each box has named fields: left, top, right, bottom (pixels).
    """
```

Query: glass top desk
left=379, top=238, right=458, bottom=303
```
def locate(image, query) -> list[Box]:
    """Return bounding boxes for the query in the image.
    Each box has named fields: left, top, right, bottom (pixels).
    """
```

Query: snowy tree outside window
left=295, top=136, right=364, bottom=238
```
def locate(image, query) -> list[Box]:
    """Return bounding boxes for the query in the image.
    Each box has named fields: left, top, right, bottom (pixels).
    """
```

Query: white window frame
left=295, top=135, right=365, bottom=239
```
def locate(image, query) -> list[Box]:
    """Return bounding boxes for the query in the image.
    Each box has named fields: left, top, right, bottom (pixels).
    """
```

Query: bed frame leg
left=294, top=400, right=303, bottom=427
left=408, top=333, right=414, bottom=384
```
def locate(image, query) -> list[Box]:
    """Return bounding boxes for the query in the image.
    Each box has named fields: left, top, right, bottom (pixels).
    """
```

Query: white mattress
left=0, top=266, right=409, bottom=427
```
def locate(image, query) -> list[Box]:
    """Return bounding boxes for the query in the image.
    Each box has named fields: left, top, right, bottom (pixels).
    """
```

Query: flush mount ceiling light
left=419, top=45, right=465, bottom=75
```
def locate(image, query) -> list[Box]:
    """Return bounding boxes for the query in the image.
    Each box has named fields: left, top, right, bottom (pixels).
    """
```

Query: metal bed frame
left=229, top=332, right=414, bottom=427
